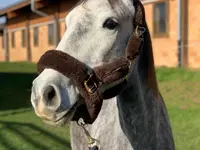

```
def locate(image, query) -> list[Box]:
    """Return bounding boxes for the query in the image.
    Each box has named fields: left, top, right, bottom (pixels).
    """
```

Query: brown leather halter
left=37, top=0, right=146, bottom=124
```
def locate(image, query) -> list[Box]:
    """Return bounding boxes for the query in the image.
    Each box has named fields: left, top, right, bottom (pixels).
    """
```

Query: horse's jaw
left=42, top=103, right=77, bottom=127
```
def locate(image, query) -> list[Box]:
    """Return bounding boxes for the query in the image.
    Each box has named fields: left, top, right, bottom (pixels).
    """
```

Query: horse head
left=31, top=0, right=146, bottom=126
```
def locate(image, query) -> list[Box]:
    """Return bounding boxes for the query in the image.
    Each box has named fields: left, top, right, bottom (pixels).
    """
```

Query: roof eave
left=0, top=0, right=42, bottom=17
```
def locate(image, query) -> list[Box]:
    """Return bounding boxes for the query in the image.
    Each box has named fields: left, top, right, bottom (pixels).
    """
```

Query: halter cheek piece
left=37, top=0, right=146, bottom=125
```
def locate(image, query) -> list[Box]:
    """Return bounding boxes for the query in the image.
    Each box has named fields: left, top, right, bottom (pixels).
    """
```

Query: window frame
left=21, top=29, right=26, bottom=48
left=48, top=23, right=54, bottom=45
left=152, top=0, right=169, bottom=38
left=11, top=32, right=15, bottom=48
left=33, top=27, right=39, bottom=47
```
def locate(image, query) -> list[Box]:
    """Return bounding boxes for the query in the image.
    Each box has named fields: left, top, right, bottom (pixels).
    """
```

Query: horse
left=30, top=0, right=175, bottom=149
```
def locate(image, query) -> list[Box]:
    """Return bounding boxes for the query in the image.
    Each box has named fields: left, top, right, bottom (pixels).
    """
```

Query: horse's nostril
left=43, top=85, right=59, bottom=108
left=43, top=86, right=55, bottom=101
left=48, top=87, right=56, bottom=101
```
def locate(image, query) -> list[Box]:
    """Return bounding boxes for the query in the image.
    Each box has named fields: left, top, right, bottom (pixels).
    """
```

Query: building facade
left=0, top=0, right=200, bottom=68
left=144, top=0, right=200, bottom=68
left=0, top=0, right=78, bottom=63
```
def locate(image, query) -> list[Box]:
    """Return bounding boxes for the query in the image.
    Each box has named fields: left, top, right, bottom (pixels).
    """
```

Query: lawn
left=0, top=62, right=200, bottom=150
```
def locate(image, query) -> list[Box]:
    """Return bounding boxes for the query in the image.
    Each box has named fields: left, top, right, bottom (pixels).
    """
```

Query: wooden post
left=181, top=0, right=188, bottom=67
left=3, top=24, right=9, bottom=61
left=26, top=13, right=31, bottom=62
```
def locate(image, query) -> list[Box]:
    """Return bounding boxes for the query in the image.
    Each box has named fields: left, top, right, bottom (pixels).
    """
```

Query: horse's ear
left=125, top=1, right=146, bottom=59
left=133, top=0, right=146, bottom=28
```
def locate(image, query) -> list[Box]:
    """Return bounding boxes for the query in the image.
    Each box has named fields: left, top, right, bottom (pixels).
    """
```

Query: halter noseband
left=37, top=0, right=146, bottom=124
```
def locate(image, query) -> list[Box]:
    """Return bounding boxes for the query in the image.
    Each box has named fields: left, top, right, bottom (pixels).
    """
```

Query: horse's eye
left=103, top=19, right=118, bottom=30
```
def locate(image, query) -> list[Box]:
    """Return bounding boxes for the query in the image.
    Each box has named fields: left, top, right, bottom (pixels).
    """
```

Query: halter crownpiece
left=37, top=0, right=146, bottom=125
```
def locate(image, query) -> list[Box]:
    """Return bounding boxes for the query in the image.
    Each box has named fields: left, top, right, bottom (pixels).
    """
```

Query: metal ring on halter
left=135, top=26, right=146, bottom=37
left=77, top=118, right=86, bottom=126
left=77, top=118, right=101, bottom=150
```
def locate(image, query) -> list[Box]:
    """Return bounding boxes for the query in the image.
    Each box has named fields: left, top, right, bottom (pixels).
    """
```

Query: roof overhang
left=0, top=0, right=50, bottom=18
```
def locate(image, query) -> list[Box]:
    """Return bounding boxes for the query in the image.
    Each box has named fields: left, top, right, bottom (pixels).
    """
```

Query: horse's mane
left=138, top=21, right=159, bottom=94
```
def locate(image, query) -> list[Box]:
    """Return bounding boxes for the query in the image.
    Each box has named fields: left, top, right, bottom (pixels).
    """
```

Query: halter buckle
left=84, top=74, right=98, bottom=93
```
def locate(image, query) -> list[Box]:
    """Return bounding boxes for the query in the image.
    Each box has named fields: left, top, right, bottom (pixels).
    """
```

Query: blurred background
left=0, top=0, right=200, bottom=149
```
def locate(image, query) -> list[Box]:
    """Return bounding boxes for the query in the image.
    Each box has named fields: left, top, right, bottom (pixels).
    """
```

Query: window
left=21, top=30, right=26, bottom=48
left=153, top=1, right=168, bottom=36
left=48, top=24, right=54, bottom=45
left=34, top=27, right=39, bottom=46
left=11, top=32, right=15, bottom=48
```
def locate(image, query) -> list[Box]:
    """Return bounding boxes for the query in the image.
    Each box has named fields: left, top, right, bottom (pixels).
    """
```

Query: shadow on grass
left=0, top=73, right=37, bottom=111
left=0, top=121, right=71, bottom=150
left=0, top=108, right=32, bottom=117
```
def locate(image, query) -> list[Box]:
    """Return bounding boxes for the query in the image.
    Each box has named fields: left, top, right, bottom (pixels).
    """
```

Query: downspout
left=31, top=0, right=58, bottom=46
left=31, top=0, right=48, bottom=17
left=30, top=0, right=48, bottom=62
left=177, top=0, right=182, bottom=67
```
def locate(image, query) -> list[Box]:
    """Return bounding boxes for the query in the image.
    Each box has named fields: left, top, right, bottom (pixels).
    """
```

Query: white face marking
left=31, top=0, right=135, bottom=125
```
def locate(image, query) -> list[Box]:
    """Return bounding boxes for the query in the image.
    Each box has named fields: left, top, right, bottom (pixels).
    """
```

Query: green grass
left=156, top=67, right=200, bottom=150
left=0, top=62, right=200, bottom=150
left=0, top=62, right=36, bottom=73
left=0, top=62, right=71, bottom=150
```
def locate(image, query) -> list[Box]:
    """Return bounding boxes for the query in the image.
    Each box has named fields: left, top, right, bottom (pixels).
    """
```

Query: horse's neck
left=117, top=28, right=175, bottom=149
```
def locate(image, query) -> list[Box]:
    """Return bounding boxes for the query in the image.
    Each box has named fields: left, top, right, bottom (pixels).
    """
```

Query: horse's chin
left=43, top=103, right=77, bottom=127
